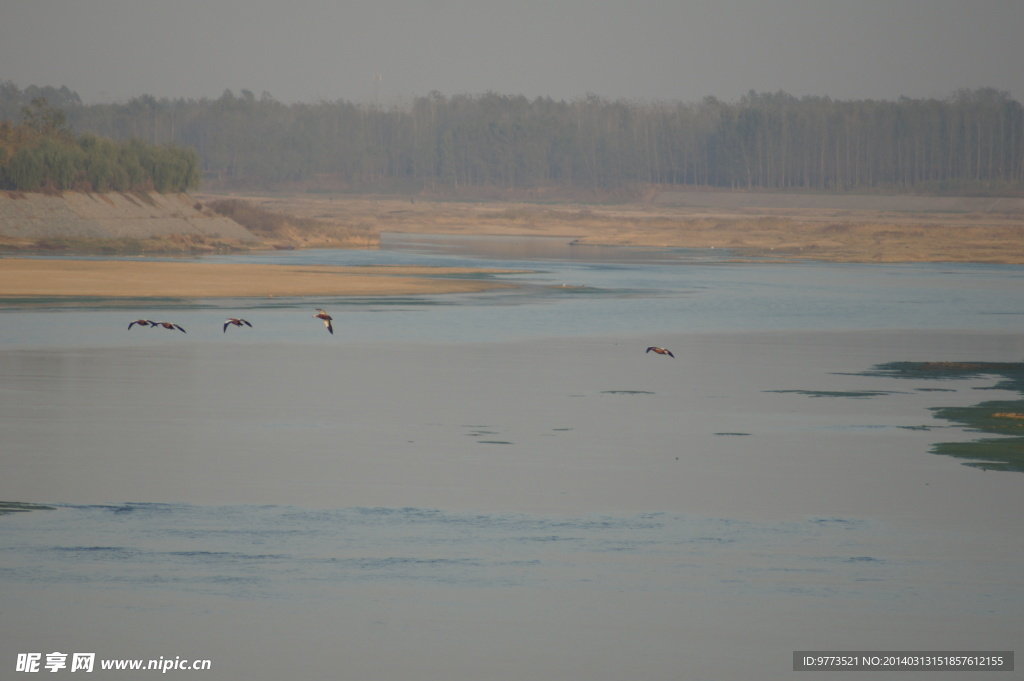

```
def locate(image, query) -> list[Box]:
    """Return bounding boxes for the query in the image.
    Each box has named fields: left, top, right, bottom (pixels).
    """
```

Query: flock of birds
left=128, top=307, right=674, bottom=356
left=128, top=308, right=334, bottom=335
left=128, top=319, right=188, bottom=333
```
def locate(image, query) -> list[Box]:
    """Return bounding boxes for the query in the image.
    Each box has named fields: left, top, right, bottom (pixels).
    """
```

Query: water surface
left=1, top=237, right=1021, bottom=680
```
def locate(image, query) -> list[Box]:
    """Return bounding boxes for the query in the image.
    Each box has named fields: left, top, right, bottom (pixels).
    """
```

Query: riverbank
left=209, top=191, right=1024, bottom=263
left=0, top=191, right=259, bottom=252
left=5, top=189, right=1024, bottom=263
left=0, top=259, right=517, bottom=298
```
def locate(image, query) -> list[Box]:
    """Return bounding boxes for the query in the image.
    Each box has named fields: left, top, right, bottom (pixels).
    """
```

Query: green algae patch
left=861, top=361, right=1024, bottom=390
left=766, top=389, right=904, bottom=399
left=0, top=501, right=56, bottom=516
left=932, top=440, right=1024, bottom=472
left=862, top=361, right=1024, bottom=473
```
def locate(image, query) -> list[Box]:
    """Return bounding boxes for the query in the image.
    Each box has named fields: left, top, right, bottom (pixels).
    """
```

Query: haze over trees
left=0, top=93, right=200, bottom=193
left=1, top=82, right=1022, bottom=196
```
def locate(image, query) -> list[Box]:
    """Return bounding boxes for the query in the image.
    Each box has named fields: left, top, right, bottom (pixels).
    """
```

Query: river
left=1, top=237, right=1021, bottom=680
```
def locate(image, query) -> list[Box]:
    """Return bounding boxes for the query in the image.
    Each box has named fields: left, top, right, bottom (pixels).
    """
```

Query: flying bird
left=151, top=321, right=186, bottom=333
left=646, top=346, right=674, bottom=358
left=128, top=319, right=153, bottom=330
left=313, top=308, right=334, bottom=334
left=223, top=317, right=253, bottom=332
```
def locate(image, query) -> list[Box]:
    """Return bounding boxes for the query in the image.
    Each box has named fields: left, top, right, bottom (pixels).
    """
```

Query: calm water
left=4, top=235, right=1024, bottom=347
left=1, top=237, right=1022, bottom=680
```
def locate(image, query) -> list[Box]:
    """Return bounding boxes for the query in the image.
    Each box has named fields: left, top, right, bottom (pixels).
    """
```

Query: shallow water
left=1, top=238, right=1022, bottom=680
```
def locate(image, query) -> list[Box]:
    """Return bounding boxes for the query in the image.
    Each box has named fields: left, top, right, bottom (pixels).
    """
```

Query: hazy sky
left=2, top=0, right=1022, bottom=105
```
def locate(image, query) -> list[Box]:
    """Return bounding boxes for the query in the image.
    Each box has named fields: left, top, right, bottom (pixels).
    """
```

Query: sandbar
left=0, top=258, right=518, bottom=298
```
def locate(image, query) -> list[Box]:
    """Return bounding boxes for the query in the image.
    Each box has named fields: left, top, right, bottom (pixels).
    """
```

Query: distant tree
left=0, top=113, right=202, bottom=193
left=21, top=97, right=72, bottom=139
left=6, top=144, right=46, bottom=190
left=8, top=82, right=1023, bottom=196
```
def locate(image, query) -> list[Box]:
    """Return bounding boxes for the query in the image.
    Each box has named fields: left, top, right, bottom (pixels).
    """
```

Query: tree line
left=2, top=82, right=1022, bottom=195
left=0, top=95, right=200, bottom=193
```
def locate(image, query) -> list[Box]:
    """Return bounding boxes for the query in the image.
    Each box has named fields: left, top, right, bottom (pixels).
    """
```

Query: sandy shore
left=0, top=259, right=518, bottom=298
left=204, top=192, right=1024, bottom=263
left=5, top=190, right=1023, bottom=299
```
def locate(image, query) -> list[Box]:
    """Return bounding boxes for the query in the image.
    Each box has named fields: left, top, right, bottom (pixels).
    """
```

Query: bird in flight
left=646, top=346, right=674, bottom=358
left=313, top=308, right=334, bottom=334
left=128, top=319, right=153, bottom=330
left=151, top=321, right=186, bottom=333
left=223, top=317, right=253, bottom=332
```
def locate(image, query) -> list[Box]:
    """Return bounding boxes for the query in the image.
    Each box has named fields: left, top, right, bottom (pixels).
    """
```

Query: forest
left=1, top=82, right=1022, bottom=196
left=0, top=91, right=200, bottom=193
